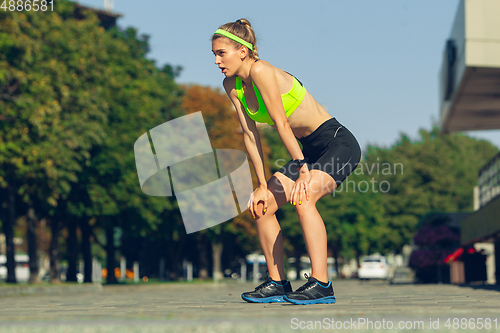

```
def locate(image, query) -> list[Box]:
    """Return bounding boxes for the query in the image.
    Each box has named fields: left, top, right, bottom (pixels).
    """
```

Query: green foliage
left=364, top=127, right=497, bottom=253
left=2, top=1, right=499, bottom=278
left=0, top=2, right=185, bottom=264
left=1, top=4, right=109, bottom=209
left=263, top=125, right=498, bottom=261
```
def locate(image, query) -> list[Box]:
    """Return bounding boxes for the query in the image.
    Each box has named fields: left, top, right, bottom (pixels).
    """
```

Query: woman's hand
left=247, top=185, right=268, bottom=219
left=290, top=166, right=311, bottom=206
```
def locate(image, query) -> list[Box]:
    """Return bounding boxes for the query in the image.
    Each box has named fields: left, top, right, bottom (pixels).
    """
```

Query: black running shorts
left=277, top=118, right=361, bottom=186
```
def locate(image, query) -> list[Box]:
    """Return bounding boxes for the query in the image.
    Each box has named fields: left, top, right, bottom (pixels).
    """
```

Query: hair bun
left=213, top=19, right=259, bottom=60
left=236, top=18, right=251, bottom=27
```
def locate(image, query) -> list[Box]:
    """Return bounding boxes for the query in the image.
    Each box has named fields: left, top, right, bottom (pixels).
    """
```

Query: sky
left=77, top=0, right=500, bottom=151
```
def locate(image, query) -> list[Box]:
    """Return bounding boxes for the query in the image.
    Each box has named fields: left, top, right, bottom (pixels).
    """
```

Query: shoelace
left=255, top=276, right=273, bottom=291
left=295, top=273, right=315, bottom=292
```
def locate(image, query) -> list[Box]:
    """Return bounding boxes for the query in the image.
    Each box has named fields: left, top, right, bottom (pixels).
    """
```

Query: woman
left=212, top=19, right=361, bottom=305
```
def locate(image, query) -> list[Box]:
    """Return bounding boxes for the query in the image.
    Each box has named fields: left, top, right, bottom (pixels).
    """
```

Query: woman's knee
left=269, top=173, right=294, bottom=207
left=252, top=173, right=294, bottom=219
left=293, top=171, right=336, bottom=213
left=310, top=171, right=337, bottom=197
left=252, top=181, right=281, bottom=220
left=293, top=191, right=319, bottom=215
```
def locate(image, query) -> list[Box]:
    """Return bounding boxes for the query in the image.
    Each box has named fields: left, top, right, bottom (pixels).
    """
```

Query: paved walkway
left=0, top=279, right=499, bottom=332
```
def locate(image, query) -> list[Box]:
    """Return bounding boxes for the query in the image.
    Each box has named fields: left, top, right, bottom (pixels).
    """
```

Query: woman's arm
left=223, top=77, right=268, bottom=188
left=251, top=62, right=311, bottom=206
left=250, top=63, right=305, bottom=163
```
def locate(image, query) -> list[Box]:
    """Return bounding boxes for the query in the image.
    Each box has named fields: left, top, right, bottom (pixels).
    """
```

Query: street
left=0, top=279, right=498, bottom=332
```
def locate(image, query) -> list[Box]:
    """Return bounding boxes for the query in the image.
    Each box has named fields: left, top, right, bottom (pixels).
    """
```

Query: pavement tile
left=0, top=280, right=499, bottom=332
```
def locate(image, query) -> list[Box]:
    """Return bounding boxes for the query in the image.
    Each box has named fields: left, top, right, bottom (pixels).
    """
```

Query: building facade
left=439, top=0, right=500, bottom=284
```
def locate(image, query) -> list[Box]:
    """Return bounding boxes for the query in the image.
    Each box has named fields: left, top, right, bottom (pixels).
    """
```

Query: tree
left=181, top=84, right=266, bottom=278
left=0, top=3, right=185, bottom=284
left=364, top=127, right=498, bottom=253
left=0, top=3, right=110, bottom=282
left=63, top=22, right=185, bottom=283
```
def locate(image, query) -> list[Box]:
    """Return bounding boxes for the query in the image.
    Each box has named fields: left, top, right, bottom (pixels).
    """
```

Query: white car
left=0, top=254, right=30, bottom=282
left=358, top=255, right=390, bottom=280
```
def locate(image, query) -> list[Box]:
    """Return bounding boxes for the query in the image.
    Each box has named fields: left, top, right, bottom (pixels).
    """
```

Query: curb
left=0, top=283, right=103, bottom=297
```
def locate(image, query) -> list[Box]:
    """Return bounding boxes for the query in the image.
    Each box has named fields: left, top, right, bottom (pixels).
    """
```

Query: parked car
left=358, top=255, right=390, bottom=280
left=0, top=254, right=30, bottom=282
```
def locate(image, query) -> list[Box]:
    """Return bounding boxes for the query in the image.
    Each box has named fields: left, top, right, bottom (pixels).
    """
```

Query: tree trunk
left=196, top=233, right=209, bottom=279
left=5, top=184, right=17, bottom=283
left=49, top=219, right=61, bottom=283
left=80, top=218, right=92, bottom=283
left=66, top=220, right=78, bottom=282
left=354, top=249, right=361, bottom=269
left=333, top=244, right=341, bottom=279
left=27, top=204, right=40, bottom=283
left=106, top=224, right=117, bottom=284
left=294, top=246, right=302, bottom=280
left=211, top=241, right=223, bottom=281
left=167, top=231, right=186, bottom=280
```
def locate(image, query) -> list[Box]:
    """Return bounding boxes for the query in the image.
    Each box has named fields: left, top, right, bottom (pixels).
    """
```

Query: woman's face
left=212, top=38, right=242, bottom=77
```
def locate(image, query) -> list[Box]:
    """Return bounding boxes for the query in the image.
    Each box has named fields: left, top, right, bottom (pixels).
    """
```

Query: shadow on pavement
left=457, top=283, right=500, bottom=292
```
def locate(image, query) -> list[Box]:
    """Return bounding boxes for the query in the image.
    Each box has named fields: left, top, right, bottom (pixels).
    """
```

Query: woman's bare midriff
left=270, top=90, right=333, bottom=139
left=240, top=62, right=333, bottom=139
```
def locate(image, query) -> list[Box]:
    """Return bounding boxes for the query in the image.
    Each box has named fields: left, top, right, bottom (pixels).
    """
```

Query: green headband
left=214, top=29, right=253, bottom=51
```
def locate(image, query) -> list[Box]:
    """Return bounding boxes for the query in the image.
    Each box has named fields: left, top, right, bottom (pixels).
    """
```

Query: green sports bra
left=235, top=74, right=306, bottom=126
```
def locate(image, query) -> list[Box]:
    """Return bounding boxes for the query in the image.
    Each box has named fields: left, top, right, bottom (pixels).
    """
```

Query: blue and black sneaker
left=241, top=276, right=292, bottom=303
left=284, top=274, right=336, bottom=305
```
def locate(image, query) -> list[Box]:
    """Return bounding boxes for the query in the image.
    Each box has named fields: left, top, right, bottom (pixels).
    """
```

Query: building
left=439, top=0, right=500, bottom=284
left=74, top=3, right=122, bottom=30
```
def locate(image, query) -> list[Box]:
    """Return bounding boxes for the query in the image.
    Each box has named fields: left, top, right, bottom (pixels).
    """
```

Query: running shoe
left=284, top=274, right=336, bottom=305
left=241, top=276, right=292, bottom=303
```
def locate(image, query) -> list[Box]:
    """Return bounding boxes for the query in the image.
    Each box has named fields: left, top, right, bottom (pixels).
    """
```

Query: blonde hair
left=212, top=19, right=259, bottom=60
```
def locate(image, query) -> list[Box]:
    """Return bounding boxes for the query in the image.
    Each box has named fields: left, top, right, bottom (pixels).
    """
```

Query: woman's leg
left=254, top=172, right=294, bottom=281
left=294, top=170, right=337, bottom=283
